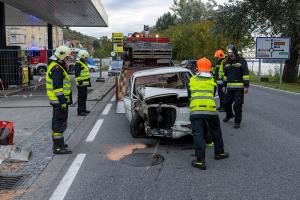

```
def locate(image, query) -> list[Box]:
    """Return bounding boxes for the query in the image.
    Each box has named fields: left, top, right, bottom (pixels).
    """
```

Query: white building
left=6, top=26, right=63, bottom=49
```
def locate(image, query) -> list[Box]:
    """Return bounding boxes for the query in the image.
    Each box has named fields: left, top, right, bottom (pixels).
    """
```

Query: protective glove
left=244, top=87, right=249, bottom=94
left=222, top=87, right=227, bottom=94
left=61, top=103, right=67, bottom=112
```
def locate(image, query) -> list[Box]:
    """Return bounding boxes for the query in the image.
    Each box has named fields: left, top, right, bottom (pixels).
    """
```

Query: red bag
left=0, top=121, right=14, bottom=145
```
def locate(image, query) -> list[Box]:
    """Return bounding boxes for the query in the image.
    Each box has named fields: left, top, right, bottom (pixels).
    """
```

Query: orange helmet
left=196, top=57, right=212, bottom=72
left=214, top=50, right=225, bottom=59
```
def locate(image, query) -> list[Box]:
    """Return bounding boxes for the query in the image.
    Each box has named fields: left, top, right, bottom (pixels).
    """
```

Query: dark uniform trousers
left=224, top=89, right=244, bottom=124
left=52, top=105, right=68, bottom=146
left=190, top=115, right=225, bottom=160
left=77, top=86, right=87, bottom=114
left=217, top=84, right=225, bottom=108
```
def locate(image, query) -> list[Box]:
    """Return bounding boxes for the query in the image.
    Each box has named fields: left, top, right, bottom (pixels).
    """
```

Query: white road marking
left=102, top=103, right=112, bottom=115
left=116, top=101, right=126, bottom=114
left=110, top=95, right=116, bottom=102
left=85, top=119, right=104, bottom=142
left=49, top=154, right=86, bottom=200
left=252, top=84, right=300, bottom=95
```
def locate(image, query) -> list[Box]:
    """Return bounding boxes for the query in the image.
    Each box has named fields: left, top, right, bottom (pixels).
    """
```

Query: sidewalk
left=0, top=75, right=115, bottom=182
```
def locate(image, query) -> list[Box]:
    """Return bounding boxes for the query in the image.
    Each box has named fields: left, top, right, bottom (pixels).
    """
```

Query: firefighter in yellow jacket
left=188, top=57, right=229, bottom=170
left=74, top=50, right=91, bottom=116
left=46, top=46, right=72, bottom=154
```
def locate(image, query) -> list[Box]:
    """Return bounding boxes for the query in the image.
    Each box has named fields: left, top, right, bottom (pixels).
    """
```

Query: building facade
left=6, top=26, right=63, bottom=49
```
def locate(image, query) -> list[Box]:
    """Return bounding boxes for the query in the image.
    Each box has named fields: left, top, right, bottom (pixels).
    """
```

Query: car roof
left=133, top=66, right=192, bottom=78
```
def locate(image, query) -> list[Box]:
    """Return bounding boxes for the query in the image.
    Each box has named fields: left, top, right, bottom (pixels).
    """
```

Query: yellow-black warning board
left=112, top=33, right=124, bottom=53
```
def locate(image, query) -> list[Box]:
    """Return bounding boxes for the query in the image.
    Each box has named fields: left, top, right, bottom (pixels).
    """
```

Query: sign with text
left=112, top=32, right=124, bottom=53
left=256, top=37, right=290, bottom=59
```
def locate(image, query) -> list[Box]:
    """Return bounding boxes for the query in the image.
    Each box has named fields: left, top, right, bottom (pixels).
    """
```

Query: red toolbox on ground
left=0, top=121, right=14, bottom=145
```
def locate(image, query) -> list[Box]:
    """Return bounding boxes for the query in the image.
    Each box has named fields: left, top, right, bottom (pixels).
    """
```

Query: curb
left=251, top=84, right=300, bottom=95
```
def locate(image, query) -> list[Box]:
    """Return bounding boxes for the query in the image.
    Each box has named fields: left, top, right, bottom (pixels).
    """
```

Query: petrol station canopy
left=1, top=0, right=108, bottom=27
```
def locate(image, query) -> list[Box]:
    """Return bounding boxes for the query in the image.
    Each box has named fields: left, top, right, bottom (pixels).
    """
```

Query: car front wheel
left=130, top=113, right=146, bottom=138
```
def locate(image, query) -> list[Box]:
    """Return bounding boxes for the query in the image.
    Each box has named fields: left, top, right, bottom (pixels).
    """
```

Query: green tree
left=161, top=21, right=224, bottom=61
left=95, top=36, right=112, bottom=58
left=171, top=0, right=215, bottom=24
left=155, top=12, right=177, bottom=31
left=242, top=0, right=300, bottom=82
left=92, top=40, right=100, bottom=50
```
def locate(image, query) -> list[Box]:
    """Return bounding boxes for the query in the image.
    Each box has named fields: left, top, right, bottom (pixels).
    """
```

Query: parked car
left=123, top=66, right=193, bottom=139
left=108, top=60, right=123, bottom=76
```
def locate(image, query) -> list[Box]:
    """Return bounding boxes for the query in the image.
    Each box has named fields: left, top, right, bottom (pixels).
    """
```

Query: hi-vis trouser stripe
left=243, top=75, right=250, bottom=81
left=52, top=132, right=63, bottom=139
left=227, top=82, right=244, bottom=88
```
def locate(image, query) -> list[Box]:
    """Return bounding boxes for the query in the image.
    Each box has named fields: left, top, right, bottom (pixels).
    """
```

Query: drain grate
left=121, top=153, right=164, bottom=167
left=0, top=175, right=27, bottom=190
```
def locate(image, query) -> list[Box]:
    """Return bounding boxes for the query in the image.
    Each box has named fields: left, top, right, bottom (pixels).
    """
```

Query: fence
left=0, top=48, right=54, bottom=96
left=245, top=59, right=300, bottom=84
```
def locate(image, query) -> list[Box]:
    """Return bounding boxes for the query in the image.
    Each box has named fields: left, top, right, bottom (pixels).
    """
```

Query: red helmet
left=196, top=57, right=212, bottom=72
left=214, top=50, right=225, bottom=59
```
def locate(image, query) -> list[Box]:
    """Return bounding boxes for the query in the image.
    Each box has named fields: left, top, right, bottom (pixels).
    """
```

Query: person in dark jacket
left=46, top=46, right=73, bottom=154
left=74, top=49, right=91, bottom=116
left=223, top=44, right=250, bottom=129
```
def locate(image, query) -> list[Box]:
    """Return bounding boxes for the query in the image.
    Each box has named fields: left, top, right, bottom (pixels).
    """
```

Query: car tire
left=89, top=68, right=95, bottom=72
left=130, top=113, right=146, bottom=138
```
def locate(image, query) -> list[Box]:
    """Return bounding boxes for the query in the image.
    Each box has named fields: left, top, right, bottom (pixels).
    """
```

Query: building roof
left=2, top=0, right=108, bottom=27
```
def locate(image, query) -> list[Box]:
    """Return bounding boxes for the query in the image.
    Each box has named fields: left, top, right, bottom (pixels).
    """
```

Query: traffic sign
left=256, top=37, right=291, bottom=59
left=112, top=32, right=124, bottom=53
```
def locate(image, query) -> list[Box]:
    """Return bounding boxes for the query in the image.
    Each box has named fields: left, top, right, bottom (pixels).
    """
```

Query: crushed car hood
left=144, top=87, right=188, bottom=100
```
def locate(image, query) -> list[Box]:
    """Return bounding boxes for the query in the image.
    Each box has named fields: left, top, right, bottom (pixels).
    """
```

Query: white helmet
left=77, top=49, right=90, bottom=60
left=54, top=46, right=71, bottom=60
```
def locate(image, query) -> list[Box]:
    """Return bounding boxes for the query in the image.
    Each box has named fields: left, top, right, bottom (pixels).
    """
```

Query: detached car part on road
left=123, top=67, right=193, bottom=139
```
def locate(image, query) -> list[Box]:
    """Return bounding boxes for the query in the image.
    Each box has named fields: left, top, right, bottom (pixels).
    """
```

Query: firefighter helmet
left=196, top=57, right=212, bottom=72
left=54, top=46, right=71, bottom=60
left=214, top=50, right=225, bottom=59
left=227, top=44, right=239, bottom=56
left=77, top=49, right=90, bottom=60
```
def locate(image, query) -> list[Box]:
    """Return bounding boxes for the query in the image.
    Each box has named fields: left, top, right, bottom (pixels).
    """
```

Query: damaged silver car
left=123, top=67, right=193, bottom=139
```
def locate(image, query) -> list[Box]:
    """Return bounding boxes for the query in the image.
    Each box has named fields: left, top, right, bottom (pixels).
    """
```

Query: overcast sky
left=71, top=0, right=227, bottom=38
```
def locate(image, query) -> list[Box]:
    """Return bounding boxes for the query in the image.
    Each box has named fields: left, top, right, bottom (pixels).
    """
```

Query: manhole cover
left=121, top=153, right=164, bottom=167
left=0, top=175, right=27, bottom=191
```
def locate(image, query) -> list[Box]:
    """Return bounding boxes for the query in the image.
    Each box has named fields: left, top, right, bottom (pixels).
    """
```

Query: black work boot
left=234, top=123, right=240, bottom=129
left=223, top=115, right=234, bottom=122
left=53, top=138, right=72, bottom=154
left=78, top=112, right=87, bottom=116
left=84, top=110, right=90, bottom=114
left=191, top=159, right=206, bottom=170
left=214, top=152, right=230, bottom=160
left=53, top=147, right=72, bottom=154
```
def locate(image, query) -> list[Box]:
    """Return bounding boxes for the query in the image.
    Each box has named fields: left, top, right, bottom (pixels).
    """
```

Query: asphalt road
left=24, top=85, right=300, bottom=200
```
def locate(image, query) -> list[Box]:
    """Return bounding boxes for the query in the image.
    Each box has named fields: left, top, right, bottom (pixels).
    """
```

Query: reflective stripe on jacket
left=223, top=56, right=249, bottom=89
left=75, top=61, right=90, bottom=87
left=189, top=75, right=217, bottom=115
left=46, top=61, right=71, bottom=104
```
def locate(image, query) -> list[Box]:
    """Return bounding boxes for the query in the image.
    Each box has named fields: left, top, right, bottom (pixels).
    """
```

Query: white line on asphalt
left=102, top=103, right=112, bottom=115
left=110, top=95, right=116, bottom=102
left=251, top=84, right=300, bottom=95
left=49, top=154, right=86, bottom=200
left=85, top=119, right=104, bottom=142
